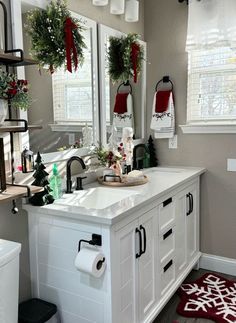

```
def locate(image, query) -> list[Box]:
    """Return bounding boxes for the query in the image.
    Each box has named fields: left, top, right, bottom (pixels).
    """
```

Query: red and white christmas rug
left=177, top=273, right=236, bottom=323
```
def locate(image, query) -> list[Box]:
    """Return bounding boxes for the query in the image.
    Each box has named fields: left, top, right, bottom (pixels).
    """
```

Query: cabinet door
left=114, top=219, right=139, bottom=323
left=175, top=181, right=199, bottom=279
left=186, top=184, right=198, bottom=262
left=138, top=207, right=158, bottom=323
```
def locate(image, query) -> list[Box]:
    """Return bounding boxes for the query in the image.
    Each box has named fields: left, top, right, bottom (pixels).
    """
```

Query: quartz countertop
left=23, top=166, right=205, bottom=225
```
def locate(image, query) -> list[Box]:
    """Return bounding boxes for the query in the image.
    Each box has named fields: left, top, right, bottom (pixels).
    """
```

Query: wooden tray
left=97, top=175, right=148, bottom=187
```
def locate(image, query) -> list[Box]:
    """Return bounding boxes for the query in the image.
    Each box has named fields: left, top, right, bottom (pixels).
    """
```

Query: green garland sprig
left=26, top=0, right=86, bottom=73
left=108, top=33, right=144, bottom=83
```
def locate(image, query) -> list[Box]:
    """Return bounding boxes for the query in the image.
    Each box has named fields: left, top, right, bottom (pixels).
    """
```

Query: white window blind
left=187, top=47, right=236, bottom=124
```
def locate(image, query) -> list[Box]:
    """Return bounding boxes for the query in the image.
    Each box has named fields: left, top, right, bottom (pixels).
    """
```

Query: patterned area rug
left=177, top=273, right=236, bottom=323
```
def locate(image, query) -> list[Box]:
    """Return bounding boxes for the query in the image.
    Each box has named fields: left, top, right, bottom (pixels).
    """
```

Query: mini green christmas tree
left=148, top=135, right=158, bottom=167
left=29, top=152, right=54, bottom=206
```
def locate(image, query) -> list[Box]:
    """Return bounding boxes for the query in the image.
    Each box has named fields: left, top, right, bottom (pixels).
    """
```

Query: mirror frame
left=98, top=24, right=147, bottom=146
left=11, top=0, right=100, bottom=155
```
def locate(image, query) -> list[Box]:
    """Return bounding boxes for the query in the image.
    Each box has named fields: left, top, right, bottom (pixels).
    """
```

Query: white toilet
left=0, top=239, right=21, bottom=323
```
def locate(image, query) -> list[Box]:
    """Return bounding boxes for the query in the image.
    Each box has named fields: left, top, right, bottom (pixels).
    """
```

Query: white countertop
left=23, top=166, right=205, bottom=225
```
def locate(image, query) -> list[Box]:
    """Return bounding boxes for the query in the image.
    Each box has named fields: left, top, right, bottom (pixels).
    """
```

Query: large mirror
left=11, top=0, right=99, bottom=154
left=11, top=0, right=146, bottom=159
left=98, top=24, right=147, bottom=145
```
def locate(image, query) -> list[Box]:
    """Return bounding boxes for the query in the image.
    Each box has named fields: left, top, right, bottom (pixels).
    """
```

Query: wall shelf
left=0, top=184, right=43, bottom=203
left=0, top=124, right=43, bottom=133
left=0, top=53, right=38, bottom=66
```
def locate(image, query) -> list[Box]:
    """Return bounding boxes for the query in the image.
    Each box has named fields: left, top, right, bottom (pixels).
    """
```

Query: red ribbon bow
left=64, top=17, right=78, bottom=73
left=131, top=42, right=140, bottom=83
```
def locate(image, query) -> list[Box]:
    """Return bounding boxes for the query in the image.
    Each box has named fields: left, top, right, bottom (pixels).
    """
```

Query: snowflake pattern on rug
left=177, top=273, right=236, bottom=323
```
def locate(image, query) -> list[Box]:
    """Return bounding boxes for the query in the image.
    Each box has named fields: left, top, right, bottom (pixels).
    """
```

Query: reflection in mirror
left=98, top=24, right=146, bottom=145
left=19, top=1, right=99, bottom=153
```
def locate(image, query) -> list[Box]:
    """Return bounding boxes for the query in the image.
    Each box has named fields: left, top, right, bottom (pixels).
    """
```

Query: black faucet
left=66, top=156, right=86, bottom=193
left=133, top=144, right=150, bottom=170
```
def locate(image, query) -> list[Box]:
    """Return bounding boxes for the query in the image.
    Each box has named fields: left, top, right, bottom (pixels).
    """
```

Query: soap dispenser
left=49, top=163, right=62, bottom=199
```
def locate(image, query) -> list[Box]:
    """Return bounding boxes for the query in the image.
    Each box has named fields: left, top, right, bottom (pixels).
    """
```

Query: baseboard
left=199, top=253, right=236, bottom=276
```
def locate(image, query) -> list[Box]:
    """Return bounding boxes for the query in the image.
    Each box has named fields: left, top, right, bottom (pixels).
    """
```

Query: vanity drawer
left=158, top=197, right=175, bottom=232
left=159, top=227, right=175, bottom=263
left=160, top=256, right=175, bottom=296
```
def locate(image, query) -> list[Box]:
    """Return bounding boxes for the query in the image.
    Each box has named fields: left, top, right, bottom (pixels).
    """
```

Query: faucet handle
left=76, top=176, right=87, bottom=190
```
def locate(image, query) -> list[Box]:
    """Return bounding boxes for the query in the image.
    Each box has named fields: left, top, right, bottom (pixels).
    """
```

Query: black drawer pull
left=140, top=225, right=146, bottom=255
left=186, top=193, right=190, bottom=216
left=163, top=228, right=173, bottom=240
left=163, top=259, right=173, bottom=273
left=163, top=197, right=172, bottom=207
left=135, top=228, right=142, bottom=259
left=189, top=192, right=193, bottom=214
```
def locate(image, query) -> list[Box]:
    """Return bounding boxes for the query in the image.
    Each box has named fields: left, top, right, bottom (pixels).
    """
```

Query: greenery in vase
left=26, top=0, right=86, bottom=73
left=108, top=33, right=144, bottom=83
left=0, top=68, right=31, bottom=110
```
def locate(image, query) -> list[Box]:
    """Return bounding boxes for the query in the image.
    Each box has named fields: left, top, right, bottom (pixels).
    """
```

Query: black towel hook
left=155, top=76, right=174, bottom=92
left=117, top=80, right=132, bottom=94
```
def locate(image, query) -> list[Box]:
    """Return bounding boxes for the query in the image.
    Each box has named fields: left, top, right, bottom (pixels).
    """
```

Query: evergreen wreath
left=26, top=0, right=86, bottom=73
left=108, top=33, right=144, bottom=83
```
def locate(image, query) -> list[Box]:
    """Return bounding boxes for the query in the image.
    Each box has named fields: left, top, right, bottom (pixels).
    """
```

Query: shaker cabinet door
left=138, top=207, right=158, bottom=323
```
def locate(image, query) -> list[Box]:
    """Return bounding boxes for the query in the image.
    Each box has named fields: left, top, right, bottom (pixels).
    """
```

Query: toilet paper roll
left=74, top=247, right=106, bottom=278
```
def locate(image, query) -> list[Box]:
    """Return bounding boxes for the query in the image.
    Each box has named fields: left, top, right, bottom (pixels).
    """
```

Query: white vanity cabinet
left=25, top=168, right=204, bottom=323
left=111, top=178, right=200, bottom=323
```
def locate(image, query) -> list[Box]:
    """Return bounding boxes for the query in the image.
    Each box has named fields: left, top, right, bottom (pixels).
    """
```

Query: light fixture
left=92, top=0, right=109, bottom=6
left=125, top=0, right=139, bottom=22
left=110, top=0, right=125, bottom=15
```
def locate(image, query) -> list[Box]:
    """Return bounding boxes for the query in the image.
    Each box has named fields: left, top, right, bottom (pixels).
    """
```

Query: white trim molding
left=200, top=253, right=236, bottom=276
left=180, top=124, right=236, bottom=134
left=49, top=123, right=92, bottom=132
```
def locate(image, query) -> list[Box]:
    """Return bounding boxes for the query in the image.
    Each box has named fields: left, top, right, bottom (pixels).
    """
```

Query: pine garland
left=26, top=0, right=86, bottom=73
left=108, top=33, right=144, bottom=83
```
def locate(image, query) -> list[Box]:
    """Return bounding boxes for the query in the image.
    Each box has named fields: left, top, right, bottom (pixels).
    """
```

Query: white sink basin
left=56, top=187, right=138, bottom=210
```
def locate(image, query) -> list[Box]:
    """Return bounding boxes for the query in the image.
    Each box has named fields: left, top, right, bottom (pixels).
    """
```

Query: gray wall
left=145, top=0, right=236, bottom=259
left=0, top=0, right=144, bottom=301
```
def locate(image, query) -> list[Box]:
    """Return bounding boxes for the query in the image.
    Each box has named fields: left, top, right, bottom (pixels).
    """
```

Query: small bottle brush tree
left=29, top=152, right=54, bottom=206
left=148, top=135, right=158, bottom=167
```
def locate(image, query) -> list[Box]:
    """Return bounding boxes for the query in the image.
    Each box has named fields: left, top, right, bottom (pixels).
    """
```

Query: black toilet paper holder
left=78, top=234, right=102, bottom=252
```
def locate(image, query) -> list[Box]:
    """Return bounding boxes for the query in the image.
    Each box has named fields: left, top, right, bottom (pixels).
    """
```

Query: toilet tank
left=0, top=239, right=21, bottom=323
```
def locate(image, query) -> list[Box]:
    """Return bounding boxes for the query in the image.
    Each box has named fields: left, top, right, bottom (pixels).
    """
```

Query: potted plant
left=0, top=69, right=31, bottom=124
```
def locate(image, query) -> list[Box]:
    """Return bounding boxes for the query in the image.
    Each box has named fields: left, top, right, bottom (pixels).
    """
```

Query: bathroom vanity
left=24, top=166, right=205, bottom=323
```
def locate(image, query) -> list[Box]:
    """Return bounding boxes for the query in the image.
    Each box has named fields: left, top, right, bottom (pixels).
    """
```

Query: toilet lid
left=0, top=239, right=21, bottom=267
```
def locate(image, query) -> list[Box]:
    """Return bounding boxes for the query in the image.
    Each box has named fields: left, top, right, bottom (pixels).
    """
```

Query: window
left=187, top=47, right=236, bottom=125
left=181, top=0, right=236, bottom=133
left=52, top=27, right=93, bottom=126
